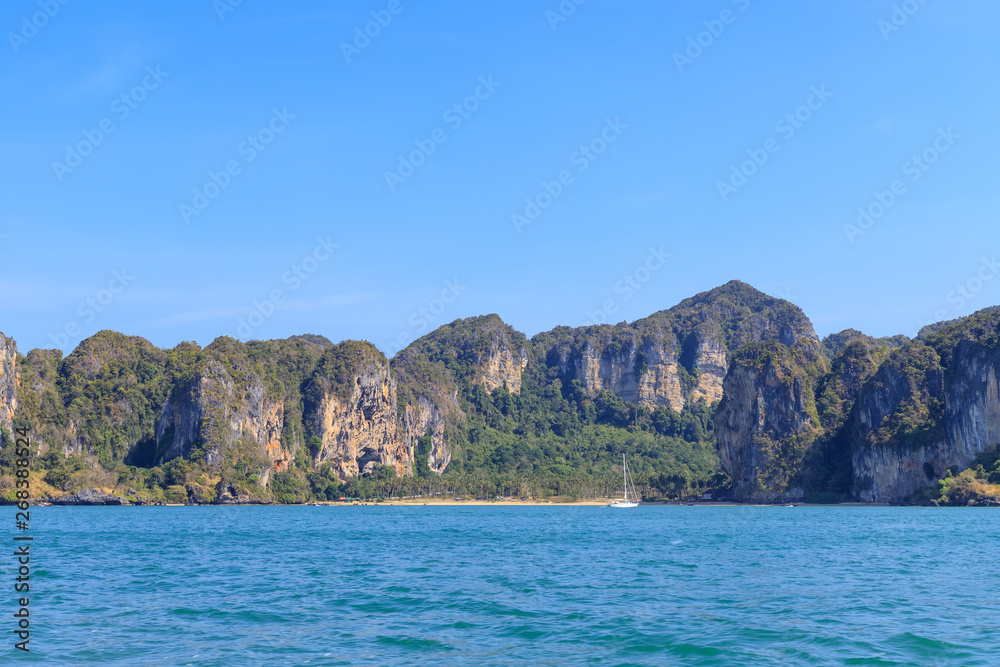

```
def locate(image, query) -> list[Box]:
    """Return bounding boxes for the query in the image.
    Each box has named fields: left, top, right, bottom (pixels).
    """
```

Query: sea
left=12, top=504, right=1000, bottom=665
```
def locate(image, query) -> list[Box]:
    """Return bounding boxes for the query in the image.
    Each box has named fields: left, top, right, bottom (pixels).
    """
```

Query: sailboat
left=606, top=454, right=639, bottom=508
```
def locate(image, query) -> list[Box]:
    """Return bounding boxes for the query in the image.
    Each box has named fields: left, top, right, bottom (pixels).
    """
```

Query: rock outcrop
left=216, top=481, right=262, bottom=504
left=392, top=314, right=525, bottom=473
left=689, top=332, right=728, bottom=405
left=400, top=394, right=460, bottom=473
left=475, top=327, right=528, bottom=393
left=51, top=487, right=130, bottom=505
left=534, top=281, right=819, bottom=413
left=634, top=340, right=686, bottom=411
left=816, top=334, right=898, bottom=431
left=543, top=328, right=684, bottom=412
left=308, top=341, right=411, bottom=480
left=155, top=357, right=287, bottom=479
left=156, top=338, right=415, bottom=491
left=850, top=327, right=1000, bottom=502
left=0, top=333, right=19, bottom=432
left=12, top=282, right=1000, bottom=504
left=714, top=341, right=824, bottom=502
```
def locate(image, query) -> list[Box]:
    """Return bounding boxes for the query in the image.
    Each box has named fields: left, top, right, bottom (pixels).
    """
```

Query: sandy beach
left=320, top=498, right=612, bottom=507
left=319, top=499, right=747, bottom=507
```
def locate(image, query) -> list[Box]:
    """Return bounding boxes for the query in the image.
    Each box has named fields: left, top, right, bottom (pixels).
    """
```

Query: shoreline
left=8, top=499, right=990, bottom=508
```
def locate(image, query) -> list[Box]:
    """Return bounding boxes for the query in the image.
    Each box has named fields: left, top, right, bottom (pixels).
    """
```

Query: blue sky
left=2, top=0, right=998, bottom=356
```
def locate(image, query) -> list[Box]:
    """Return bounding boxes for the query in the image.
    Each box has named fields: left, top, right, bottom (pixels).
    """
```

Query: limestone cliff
left=400, top=393, right=461, bottom=473
left=714, top=341, right=823, bottom=502
left=635, top=336, right=686, bottom=411
left=243, top=334, right=334, bottom=457
left=650, top=281, right=820, bottom=408
left=16, top=281, right=1000, bottom=505
left=689, top=332, right=728, bottom=405
left=533, top=281, right=818, bottom=414
left=392, top=315, right=524, bottom=474
left=571, top=333, right=649, bottom=405
left=539, top=327, right=684, bottom=412
left=0, top=333, right=18, bottom=433
left=155, top=357, right=287, bottom=481
left=816, top=334, right=900, bottom=431
left=803, top=333, right=904, bottom=496
left=850, top=320, right=1000, bottom=502
left=474, top=328, right=528, bottom=393
left=945, top=340, right=1000, bottom=466
left=307, top=341, right=410, bottom=480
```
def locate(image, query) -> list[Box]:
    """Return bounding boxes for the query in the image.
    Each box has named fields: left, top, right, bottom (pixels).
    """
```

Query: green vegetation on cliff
left=5, top=285, right=1000, bottom=505
left=637, top=279, right=818, bottom=355
left=393, top=312, right=725, bottom=499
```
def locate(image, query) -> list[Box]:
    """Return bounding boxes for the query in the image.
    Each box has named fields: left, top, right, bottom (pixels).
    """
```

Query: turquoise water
left=13, top=505, right=1000, bottom=665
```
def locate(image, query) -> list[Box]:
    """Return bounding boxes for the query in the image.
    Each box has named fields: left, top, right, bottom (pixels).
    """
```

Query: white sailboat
left=606, top=454, right=639, bottom=508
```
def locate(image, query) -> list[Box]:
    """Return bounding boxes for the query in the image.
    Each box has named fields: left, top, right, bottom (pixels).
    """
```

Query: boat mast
left=623, top=454, right=627, bottom=501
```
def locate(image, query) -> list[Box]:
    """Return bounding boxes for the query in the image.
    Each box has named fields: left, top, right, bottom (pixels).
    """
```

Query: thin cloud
left=283, top=293, right=378, bottom=310
left=147, top=306, right=248, bottom=326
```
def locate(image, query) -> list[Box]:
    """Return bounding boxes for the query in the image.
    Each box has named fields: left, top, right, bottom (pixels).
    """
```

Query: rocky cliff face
left=690, top=333, right=728, bottom=405
left=474, top=329, right=528, bottom=393
left=401, top=394, right=460, bottom=473
left=714, top=342, right=823, bottom=502
left=309, top=342, right=411, bottom=480
left=0, top=333, right=18, bottom=432
left=12, top=331, right=414, bottom=488
left=18, top=282, right=1000, bottom=504
left=392, top=315, right=527, bottom=474
left=153, top=335, right=419, bottom=491
left=534, top=282, right=819, bottom=414
left=635, top=336, right=685, bottom=412
left=561, top=331, right=684, bottom=412
left=851, top=336, right=1000, bottom=502
left=563, top=320, right=799, bottom=415
left=946, top=340, right=1000, bottom=464
left=155, top=357, right=287, bottom=482
left=816, top=335, right=897, bottom=431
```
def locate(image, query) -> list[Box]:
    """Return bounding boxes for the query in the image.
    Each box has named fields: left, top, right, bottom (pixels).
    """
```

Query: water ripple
left=8, top=505, right=1000, bottom=665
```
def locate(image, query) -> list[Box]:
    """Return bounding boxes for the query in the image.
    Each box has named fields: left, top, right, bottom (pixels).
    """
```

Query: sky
left=2, top=0, right=998, bottom=357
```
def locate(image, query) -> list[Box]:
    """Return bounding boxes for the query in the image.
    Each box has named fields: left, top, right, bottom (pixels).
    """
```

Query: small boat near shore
left=605, top=454, right=639, bottom=509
